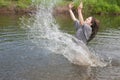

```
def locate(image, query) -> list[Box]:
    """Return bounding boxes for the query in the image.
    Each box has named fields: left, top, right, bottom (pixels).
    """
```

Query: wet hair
left=87, top=17, right=100, bottom=42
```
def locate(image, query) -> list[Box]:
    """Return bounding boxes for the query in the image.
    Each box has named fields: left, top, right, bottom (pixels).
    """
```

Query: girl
left=68, top=2, right=99, bottom=44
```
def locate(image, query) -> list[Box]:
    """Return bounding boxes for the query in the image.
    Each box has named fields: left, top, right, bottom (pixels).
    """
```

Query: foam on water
left=22, top=0, right=107, bottom=67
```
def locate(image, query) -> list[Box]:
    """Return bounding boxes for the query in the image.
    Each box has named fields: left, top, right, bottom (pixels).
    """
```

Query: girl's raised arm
left=78, top=2, right=84, bottom=25
left=68, top=3, right=78, bottom=21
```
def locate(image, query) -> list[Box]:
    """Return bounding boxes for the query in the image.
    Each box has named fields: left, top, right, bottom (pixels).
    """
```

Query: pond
left=0, top=13, right=120, bottom=80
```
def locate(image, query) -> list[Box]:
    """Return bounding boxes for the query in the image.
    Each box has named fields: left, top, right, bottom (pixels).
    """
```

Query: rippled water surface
left=0, top=14, right=120, bottom=80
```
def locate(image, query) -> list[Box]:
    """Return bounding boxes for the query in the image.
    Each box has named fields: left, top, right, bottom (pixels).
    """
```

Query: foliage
left=16, top=0, right=32, bottom=8
left=86, top=0, right=120, bottom=14
left=0, top=0, right=120, bottom=14
left=58, top=0, right=120, bottom=14
left=72, top=0, right=120, bottom=15
left=0, top=0, right=11, bottom=7
left=0, top=0, right=32, bottom=8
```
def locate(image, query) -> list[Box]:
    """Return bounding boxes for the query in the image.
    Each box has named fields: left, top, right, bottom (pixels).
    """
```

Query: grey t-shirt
left=74, top=20, right=92, bottom=44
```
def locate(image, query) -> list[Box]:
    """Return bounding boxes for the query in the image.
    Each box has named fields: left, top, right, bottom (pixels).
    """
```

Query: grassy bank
left=0, top=0, right=35, bottom=15
left=58, top=0, right=120, bottom=15
left=0, top=0, right=120, bottom=15
left=0, top=0, right=32, bottom=8
left=84, top=0, right=120, bottom=15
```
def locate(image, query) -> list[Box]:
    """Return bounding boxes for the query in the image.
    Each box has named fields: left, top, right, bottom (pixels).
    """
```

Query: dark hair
left=87, top=17, right=100, bottom=42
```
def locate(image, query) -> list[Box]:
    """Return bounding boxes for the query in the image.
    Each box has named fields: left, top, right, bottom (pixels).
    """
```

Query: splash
left=22, top=0, right=107, bottom=67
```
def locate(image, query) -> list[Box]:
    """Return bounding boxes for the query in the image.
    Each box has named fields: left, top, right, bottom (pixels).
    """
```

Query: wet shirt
left=74, top=20, right=92, bottom=44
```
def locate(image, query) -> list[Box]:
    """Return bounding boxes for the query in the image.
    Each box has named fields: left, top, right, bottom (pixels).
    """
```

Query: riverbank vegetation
left=0, top=0, right=32, bottom=8
left=0, top=0, right=34, bottom=15
left=83, top=0, right=120, bottom=15
left=59, top=0, right=120, bottom=15
left=0, top=0, right=120, bottom=15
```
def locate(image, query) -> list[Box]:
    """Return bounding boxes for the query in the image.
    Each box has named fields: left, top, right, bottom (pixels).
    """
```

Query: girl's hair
left=87, top=17, right=100, bottom=42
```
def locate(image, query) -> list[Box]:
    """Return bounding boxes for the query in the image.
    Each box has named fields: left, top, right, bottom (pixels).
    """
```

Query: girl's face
left=84, top=17, right=92, bottom=26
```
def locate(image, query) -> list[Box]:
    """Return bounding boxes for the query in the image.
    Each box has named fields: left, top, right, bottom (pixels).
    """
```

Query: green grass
left=59, top=0, right=120, bottom=15
left=85, top=0, right=120, bottom=14
left=0, top=0, right=120, bottom=15
left=16, top=0, right=32, bottom=8
left=0, top=0, right=32, bottom=8
left=76, top=0, right=120, bottom=15
left=0, top=0, right=11, bottom=7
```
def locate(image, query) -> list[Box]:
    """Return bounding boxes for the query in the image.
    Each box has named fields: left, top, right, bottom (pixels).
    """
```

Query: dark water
left=0, top=14, right=120, bottom=80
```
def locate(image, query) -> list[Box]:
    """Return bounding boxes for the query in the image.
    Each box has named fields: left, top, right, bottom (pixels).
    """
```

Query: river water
left=0, top=1, right=120, bottom=80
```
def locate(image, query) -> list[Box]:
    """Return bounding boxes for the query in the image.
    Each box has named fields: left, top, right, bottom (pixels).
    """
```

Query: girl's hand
left=68, top=2, right=74, bottom=9
left=78, top=2, right=83, bottom=10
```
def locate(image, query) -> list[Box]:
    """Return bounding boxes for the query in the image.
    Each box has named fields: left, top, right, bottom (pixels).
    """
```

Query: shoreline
left=0, top=6, right=120, bottom=16
left=53, top=5, right=120, bottom=16
left=0, top=7, right=35, bottom=15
